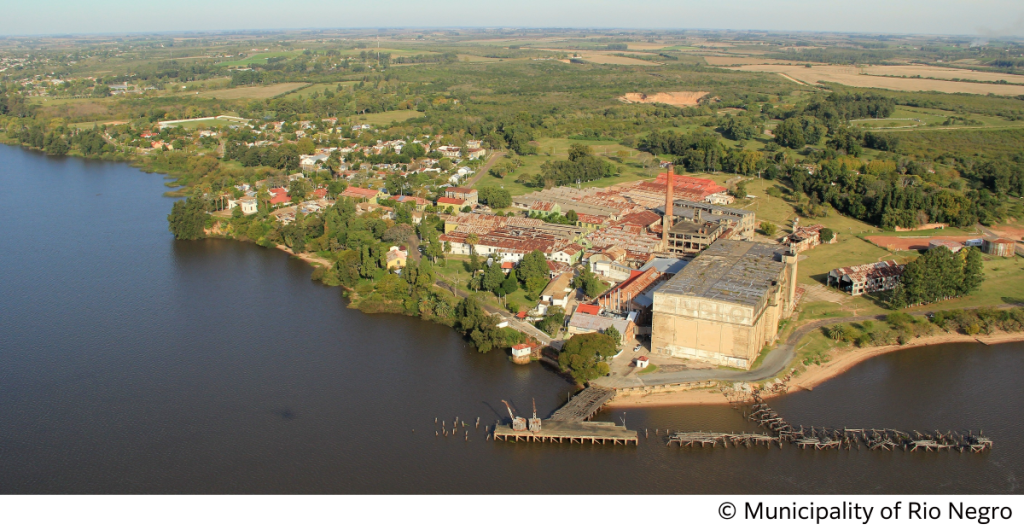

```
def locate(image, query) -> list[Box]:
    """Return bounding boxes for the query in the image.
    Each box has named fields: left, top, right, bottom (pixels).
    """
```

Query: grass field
left=727, top=64, right=1024, bottom=96
left=164, top=117, right=246, bottom=129
left=282, top=82, right=357, bottom=100
left=199, top=83, right=309, bottom=100
left=216, top=51, right=303, bottom=67
left=472, top=137, right=658, bottom=196
left=355, top=109, right=425, bottom=126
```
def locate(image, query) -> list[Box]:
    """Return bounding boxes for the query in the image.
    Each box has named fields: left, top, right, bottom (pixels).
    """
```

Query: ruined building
left=651, top=240, right=798, bottom=369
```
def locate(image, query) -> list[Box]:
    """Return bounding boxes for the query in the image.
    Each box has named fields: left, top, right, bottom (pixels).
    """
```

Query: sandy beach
left=608, top=331, right=1024, bottom=408
left=789, top=331, right=1024, bottom=392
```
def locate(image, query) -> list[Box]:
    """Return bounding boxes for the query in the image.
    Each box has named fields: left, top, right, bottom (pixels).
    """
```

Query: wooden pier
left=669, top=399, right=993, bottom=453
left=548, top=386, right=616, bottom=422
left=493, top=420, right=638, bottom=445
left=493, top=386, right=637, bottom=446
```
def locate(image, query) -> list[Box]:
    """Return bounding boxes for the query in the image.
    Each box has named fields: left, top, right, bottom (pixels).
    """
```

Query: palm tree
left=829, top=325, right=845, bottom=342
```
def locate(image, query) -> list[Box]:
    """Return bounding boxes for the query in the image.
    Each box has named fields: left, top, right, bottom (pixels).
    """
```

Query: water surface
left=0, top=145, right=1020, bottom=494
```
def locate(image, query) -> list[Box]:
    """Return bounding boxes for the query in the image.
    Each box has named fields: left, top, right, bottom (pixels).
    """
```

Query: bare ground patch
left=618, top=91, right=710, bottom=107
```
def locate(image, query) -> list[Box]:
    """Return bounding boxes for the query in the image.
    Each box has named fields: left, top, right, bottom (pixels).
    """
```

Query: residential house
left=445, top=187, right=479, bottom=205
left=340, top=187, right=386, bottom=204
left=269, top=188, right=291, bottom=206
left=536, top=272, right=574, bottom=315
left=386, top=246, right=408, bottom=270
left=392, top=195, right=431, bottom=211
left=227, top=196, right=259, bottom=215
left=437, top=197, right=466, bottom=211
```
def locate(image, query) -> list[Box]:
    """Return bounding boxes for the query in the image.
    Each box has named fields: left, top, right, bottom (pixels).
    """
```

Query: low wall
left=615, top=380, right=716, bottom=396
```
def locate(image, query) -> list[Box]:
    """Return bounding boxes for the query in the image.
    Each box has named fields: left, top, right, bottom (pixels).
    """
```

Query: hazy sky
left=3, top=0, right=1022, bottom=37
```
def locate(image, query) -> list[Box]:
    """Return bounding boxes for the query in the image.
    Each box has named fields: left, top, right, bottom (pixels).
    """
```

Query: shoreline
left=608, top=330, right=1024, bottom=408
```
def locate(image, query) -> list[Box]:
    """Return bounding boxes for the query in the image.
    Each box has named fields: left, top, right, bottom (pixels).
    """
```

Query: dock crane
left=528, top=398, right=542, bottom=433
left=502, top=400, right=527, bottom=431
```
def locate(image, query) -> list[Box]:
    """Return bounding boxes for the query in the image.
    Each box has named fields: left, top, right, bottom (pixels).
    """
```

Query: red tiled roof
left=269, top=188, right=291, bottom=205
left=312, top=188, right=327, bottom=198
left=576, top=304, right=600, bottom=315
left=437, top=197, right=466, bottom=206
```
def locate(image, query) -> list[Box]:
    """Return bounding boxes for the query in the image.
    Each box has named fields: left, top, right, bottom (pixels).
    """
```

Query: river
left=0, top=144, right=1021, bottom=494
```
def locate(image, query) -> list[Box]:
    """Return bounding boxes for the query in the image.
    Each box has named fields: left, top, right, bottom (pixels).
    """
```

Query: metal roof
left=656, top=240, right=787, bottom=308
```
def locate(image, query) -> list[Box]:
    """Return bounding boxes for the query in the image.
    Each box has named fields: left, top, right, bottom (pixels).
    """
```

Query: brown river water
left=0, top=145, right=1021, bottom=494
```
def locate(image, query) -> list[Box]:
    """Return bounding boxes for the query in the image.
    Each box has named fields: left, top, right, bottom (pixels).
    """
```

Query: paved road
left=608, top=300, right=1023, bottom=389
left=607, top=314, right=887, bottom=388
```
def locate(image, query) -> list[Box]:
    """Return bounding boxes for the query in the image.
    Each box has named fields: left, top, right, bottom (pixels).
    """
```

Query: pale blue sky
left=3, top=0, right=1022, bottom=37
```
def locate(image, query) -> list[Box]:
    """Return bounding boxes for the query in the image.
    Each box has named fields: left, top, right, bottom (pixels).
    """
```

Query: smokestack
left=663, top=164, right=674, bottom=250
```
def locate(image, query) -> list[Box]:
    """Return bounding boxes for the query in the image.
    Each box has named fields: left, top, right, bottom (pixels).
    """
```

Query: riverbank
left=789, top=330, right=1024, bottom=392
left=607, top=330, right=1024, bottom=408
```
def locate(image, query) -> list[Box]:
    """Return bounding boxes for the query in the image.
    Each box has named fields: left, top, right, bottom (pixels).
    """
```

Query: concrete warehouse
left=650, top=240, right=798, bottom=369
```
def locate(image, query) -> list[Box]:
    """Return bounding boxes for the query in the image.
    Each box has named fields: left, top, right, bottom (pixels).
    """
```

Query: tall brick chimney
left=662, top=164, right=674, bottom=250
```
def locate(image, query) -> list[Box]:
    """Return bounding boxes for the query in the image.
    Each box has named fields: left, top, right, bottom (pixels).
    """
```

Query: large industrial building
left=650, top=240, right=798, bottom=369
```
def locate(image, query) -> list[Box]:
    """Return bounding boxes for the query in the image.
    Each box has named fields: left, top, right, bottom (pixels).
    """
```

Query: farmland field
left=199, top=83, right=310, bottom=100
left=355, top=109, right=424, bottom=126
left=726, top=64, right=1024, bottom=96
left=216, top=51, right=303, bottom=67
left=282, top=82, right=357, bottom=100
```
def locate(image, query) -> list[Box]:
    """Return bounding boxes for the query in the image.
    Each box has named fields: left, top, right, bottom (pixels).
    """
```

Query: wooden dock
left=493, top=420, right=638, bottom=445
left=547, top=386, right=616, bottom=422
left=492, top=386, right=637, bottom=446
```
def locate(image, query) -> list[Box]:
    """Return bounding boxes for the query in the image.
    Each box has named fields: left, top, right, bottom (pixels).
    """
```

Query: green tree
left=760, top=221, right=777, bottom=237
left=557, top=333, right=614, bottom=384
left=603, top=326, right=622, bottom=347
left=537, top=306, right=565, bottom=335
left=167, top=196, right=209, bottom=240
left=501, top=269, right=520, bottom=295
left=482, top=262, right=506, bottom=293
left=517, top=250, right=549, bottom=287
left=819, top=227, right=834, bottom=244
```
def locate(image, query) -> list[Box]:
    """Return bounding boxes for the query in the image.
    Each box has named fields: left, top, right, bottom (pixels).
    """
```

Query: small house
left=635, top=356, right=650, bottom=369
left=386, top=246, right=408, bottom=270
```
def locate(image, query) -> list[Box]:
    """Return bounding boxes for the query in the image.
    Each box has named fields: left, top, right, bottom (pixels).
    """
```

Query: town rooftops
left=656, top=240, right=788, bottom=308
left=568, top=312, right=631, bottom=336
left=340, top=187, right=381, bottom=200
left=529, top=201, right=557, bottom=212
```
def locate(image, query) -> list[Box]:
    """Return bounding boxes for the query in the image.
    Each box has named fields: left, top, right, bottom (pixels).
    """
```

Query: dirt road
left=464, top=152, right=504, bottom=188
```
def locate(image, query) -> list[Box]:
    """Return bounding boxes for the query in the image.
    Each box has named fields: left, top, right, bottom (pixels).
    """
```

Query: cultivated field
left=618, top=91, right=709, bottom=107
left=355, top=109, right=424, bottom=126
left=726, top=64, right=1024, bottom=96
left=282, top=82, right=356, bottom=100
left=566, top=52, right=661, bottom=66
left=199, top=83, right=310, bottom=100
left=703, top=56, right=814, bottom=66
left=217, top=51, right=303, bottom=67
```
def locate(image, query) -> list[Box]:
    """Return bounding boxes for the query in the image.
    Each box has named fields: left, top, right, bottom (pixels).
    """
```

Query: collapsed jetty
left=668, top=398, right=993, bottom=453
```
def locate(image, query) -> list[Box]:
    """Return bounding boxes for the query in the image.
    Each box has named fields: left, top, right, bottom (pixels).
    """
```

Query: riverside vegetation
left=4, top=29, right=1024, bottom=384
